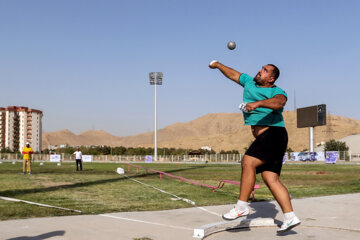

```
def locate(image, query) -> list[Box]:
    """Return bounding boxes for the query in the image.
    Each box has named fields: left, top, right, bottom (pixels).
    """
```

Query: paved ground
left=1, top=193, right=360, bottom=240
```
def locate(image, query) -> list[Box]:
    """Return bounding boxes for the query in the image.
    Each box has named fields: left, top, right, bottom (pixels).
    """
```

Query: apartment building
left=0, top=106, right=43, bottom=152
left=0, top=108, right=5, bottom=149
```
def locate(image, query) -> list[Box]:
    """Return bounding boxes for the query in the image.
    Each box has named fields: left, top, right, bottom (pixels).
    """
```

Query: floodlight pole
left=154, top=73, right=158, bottom=162
left=149, top=72, right=163, bottom=162
left=309, top=127, right=314, bottom=152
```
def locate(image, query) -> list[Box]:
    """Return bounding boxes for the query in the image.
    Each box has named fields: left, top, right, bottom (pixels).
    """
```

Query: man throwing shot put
left=209, top=60, right=300, bottom=233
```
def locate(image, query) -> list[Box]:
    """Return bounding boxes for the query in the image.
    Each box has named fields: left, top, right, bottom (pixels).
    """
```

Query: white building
left=0, top=108, right=6, bottom=149
left=0, top=106, right=43, bottom=152
left=201, top=146, right=212, bottom=151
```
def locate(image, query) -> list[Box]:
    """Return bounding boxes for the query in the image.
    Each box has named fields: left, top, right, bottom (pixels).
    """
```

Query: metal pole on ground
left=154, top=76, right=157, bottom=161
left=309, top=127, right=314, bottom=152
left=149, top=72, right=163, bottom=162
left=349, top=150, right=351, bottom=161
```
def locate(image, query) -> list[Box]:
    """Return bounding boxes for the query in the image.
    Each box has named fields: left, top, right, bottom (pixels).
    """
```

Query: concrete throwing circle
left=204, top=225, right=360, bottom=240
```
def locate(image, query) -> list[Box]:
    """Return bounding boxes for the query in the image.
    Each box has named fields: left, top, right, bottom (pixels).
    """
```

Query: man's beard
left=254, top=72, right=261, bottom=83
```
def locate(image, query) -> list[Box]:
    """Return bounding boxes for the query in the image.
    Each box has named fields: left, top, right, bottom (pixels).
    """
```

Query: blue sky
left=1, top=0, right=360, bottom=136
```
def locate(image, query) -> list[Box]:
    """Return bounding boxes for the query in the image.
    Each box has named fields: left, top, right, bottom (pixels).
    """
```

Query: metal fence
left=0, top=153, right=243, bottom=163
left=350, top=152, right=360, bottom=161
left=1, top=152, right=359, bottom=163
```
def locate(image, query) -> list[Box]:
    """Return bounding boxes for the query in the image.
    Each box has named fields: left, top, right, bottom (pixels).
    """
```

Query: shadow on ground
left=7, top=230, right=65, bottom=240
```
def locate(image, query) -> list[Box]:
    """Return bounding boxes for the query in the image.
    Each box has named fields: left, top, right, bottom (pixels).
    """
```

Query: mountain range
left=42, top=111, right=360, bottom=152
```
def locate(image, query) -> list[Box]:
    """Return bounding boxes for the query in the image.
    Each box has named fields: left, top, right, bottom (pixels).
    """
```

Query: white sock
left=284, top=211, right=296, bottom=221
left=236, top=200, right=248, bottom=210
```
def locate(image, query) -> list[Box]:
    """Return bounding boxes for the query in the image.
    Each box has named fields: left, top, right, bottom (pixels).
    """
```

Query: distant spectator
left=73, top=148, right=83, bottom=171
left=22, top=142, right=34, bottom=174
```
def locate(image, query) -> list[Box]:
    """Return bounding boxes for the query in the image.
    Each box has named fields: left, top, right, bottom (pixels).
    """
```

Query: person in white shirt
left=73, top=148, right=83, bottom=171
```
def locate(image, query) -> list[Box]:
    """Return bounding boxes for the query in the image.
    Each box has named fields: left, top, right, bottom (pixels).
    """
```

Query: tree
left=1, top=147, right=12, bottom=153
left=42, top=148, right=50, bottom=154
left=198, top=148, right=216, bottom=155
left=284, top=147, right=295, bottom=158
left=243, top=140, right=254, bottom=152
left=48, top=145, right=241, bottom=156
left=219, top=149, right=239, bottom=154
left=324, top=139, right=349, bottom=152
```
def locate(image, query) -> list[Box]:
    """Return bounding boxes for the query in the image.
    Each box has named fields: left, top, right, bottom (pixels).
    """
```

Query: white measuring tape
left=0, top=196, right=82, bottom=213
left=122, top=174, right=221, bottom=217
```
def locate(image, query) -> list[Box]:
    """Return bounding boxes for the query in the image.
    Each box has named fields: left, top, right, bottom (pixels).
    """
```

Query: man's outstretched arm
left=209, top=60, right=241, bottom=84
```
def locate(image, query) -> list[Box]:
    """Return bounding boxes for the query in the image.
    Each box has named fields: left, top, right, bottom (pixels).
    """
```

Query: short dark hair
left=267, top=64, right=280, bottom=81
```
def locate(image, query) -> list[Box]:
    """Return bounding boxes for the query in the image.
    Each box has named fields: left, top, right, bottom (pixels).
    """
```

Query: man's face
left=254, top=65, right=275, bottom=86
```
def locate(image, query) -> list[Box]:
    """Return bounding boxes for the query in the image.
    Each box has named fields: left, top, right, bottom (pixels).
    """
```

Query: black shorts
left=245, top=126, right=288, bottom=176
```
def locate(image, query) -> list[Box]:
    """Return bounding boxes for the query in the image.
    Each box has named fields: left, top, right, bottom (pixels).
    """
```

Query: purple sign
left=145, top=155, right=153, bottom=163
left=325, top=151, right=338, bottom=164
left=290, top=152, right=325, bottom=161
left=283, top=153, right=287, bottom=164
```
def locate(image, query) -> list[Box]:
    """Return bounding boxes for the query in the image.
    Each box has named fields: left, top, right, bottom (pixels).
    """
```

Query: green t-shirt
left=239, top=73, right=287, bottom=127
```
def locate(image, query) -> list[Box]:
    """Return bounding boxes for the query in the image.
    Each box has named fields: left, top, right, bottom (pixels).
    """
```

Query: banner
left=82, top=155, right=93, bottom=162
left=290, top=152, right=300, bottom=161
left=145, top=155, right=153, bottom=163
left=49, top=154, right=61, bottom=162
left=325, top=151, right=339, bottom=164
left=283, top=153, right=287, bottom=164
left=313, top=152, right=325, bottom=161
left=290, top=152, right=325, bottom=161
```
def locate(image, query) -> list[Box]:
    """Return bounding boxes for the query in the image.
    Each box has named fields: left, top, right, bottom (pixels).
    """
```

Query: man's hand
left=209, top=60, right=219, bottom=69
left=246, top=102, right=261, bottom=112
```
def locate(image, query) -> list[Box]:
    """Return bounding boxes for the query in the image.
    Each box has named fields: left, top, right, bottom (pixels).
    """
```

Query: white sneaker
left=222, top=206, right=249, bottom=220
left=277, top=216, right=301, bottom=233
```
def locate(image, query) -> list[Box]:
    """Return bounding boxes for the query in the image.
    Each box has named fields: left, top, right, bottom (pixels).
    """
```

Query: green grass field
left=0, top=161, right=360, bottom=221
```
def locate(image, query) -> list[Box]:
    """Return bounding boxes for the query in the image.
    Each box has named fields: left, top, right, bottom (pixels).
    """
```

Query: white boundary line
left=100, top=214, right=193, bottom=231
left=0, top=196, right=82, bottom=213
left=124, top=174, right=195, bottom=205
left=122, top=174, right=221, bottom=217
left=196, top=207, right=221, bottom=217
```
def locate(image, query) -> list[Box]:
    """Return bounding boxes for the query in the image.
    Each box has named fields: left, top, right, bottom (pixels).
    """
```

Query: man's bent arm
left=246, top=94, right=287, bottom=111
left=209, top=61, right=241, bottom=84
